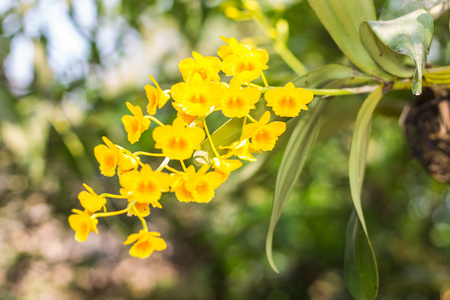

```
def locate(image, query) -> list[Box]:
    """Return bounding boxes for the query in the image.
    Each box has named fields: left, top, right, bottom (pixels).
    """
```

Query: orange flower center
left=135, top=240, right=151, bottom=253
left=104, top=153, right=117, bottom=168
left=225, top=95, right=245, bottom=109
left=236, top=60, right=256, bottom=73
left=136, top=180, right=157, bottom=196
left=254, top=128, right=273, bottom=145
left=167, top=136, right=189, bottom=151
left=280, top=95, right=296, bottom=109
left=190, top=93, right=208, bottom=104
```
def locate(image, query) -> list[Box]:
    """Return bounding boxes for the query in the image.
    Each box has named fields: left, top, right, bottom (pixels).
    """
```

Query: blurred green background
left=0, top=0, right=449, bottom=299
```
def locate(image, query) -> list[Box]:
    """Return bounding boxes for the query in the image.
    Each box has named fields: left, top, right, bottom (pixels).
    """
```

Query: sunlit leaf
left=349, top=84, right=383, bottom=235
left=360, top=9, right=433, bottom=95
left=307, top=0, right=391, bottom=80
left=344, top=211, right=379, bottom=300
left=346, top=84, right=383, bottom=299
left=379, top=0, right=447, bottom=20
left=360, top=24, right=414, bottom=78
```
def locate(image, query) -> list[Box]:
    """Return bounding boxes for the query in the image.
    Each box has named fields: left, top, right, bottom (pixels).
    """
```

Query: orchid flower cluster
left=69, top=36, right=314, bottom=259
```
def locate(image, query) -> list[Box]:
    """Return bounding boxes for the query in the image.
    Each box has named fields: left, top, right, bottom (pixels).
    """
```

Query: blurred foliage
left=0, top=0, right=449, bottom=299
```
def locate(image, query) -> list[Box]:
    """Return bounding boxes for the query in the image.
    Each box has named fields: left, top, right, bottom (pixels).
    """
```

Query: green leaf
left=360, top=23, right=415, bottom=78
left=307, top=0, right=391, bottom=80
left=266, top=64, right=369, bottom=273
left=346, top=84, right=383, bottom=299
left=360, top=9, right=434, bottom=95
left=344, top=211, right=379, bottom=300
left=266, top=98, right=328, bottom=273
left=379, top=0, right=447, bottom=20
left=294, top=64, right=371, bottom=88
left=349, top=84, right=383, bottom=235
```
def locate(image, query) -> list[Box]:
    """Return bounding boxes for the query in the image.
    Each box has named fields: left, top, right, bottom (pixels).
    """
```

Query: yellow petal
left=123, top=232, right=141, bottom=245
left=259, top=111, right=271, bottom=125
left=267, top=121, right=287, bottom=136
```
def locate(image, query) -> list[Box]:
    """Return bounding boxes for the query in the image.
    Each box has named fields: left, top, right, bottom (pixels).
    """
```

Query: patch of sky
left=4, top=34, right=34, bottom=91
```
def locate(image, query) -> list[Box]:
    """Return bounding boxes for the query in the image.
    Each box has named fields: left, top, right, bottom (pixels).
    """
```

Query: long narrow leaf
left=266, top=99, right=328, bottom=273
left=345, top=211, right=379, bottom=300
left=348, top=84, right=383, bottom=235
left=346, top=85, right=383, bottom=299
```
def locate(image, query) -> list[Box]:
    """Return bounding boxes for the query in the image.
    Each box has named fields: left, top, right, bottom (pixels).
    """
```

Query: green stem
left=273, top=41, right=308, bottom=76
left=244, top=0, right=308, bottom=76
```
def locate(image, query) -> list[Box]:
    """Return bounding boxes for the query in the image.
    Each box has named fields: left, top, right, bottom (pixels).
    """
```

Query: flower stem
left=145, top=116, right=165, bottom=127
left=164, top=165, right=186, bottom=175
left=99, top=193, right=127, bottom=199
left=180, top=160, right=188, bottom=172
left=133, top=151, right=166, bottom=157
left=203, top=119, right=221, bottom=158
left=261, top=71, right=269, bottom=87
left=156, top=157, right=171, bottom=172
left=138, top=215, right=148, bottom=232
left=92, top=207, right=129, bottom=218
left=246, top=114, right=257, bottom=123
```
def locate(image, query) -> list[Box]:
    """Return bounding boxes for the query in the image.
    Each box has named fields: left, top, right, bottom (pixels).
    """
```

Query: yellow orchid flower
left=145, top=75, right=170, bottom=115
left=68, top=210, right=99, bottom=242
left=243, top=111, right=286, bottom=151
left=265, top=82, right=314, bottom=117
left=212, top=157, right=243, bottom=182
left=94, top=136, right=120, bottom=177
left=179, top=51, right=222, bottom=82
left=171, top=73, right=225, bottom=117
left=119, top=164, right=171, bottom=208
left=124, top=230, right=167, bottom=259
left=173, top=165, right=222, bottom=203
left=78, top=183, right=107, bottom=214
left=152, top=117, right=205, bottom=160
left=121, top=102, right=150, bottom=144
left=220, top=78, right=261, bottom=118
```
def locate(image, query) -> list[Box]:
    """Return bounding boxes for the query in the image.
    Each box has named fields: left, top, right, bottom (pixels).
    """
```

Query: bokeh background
left=0, top=0, right=449, bottom=299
